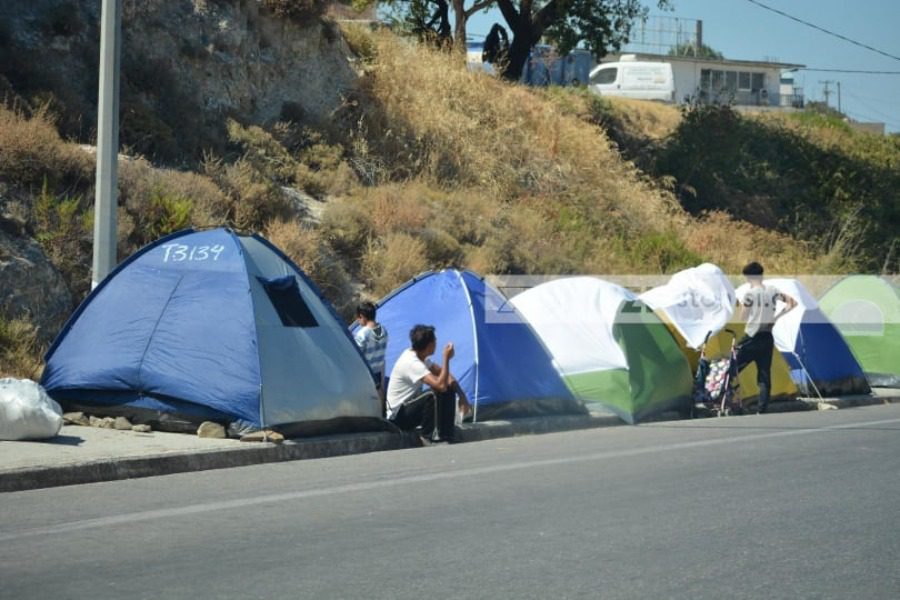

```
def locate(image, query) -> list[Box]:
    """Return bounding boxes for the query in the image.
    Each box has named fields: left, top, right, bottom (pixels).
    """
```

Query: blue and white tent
left=42, top=228, right=381, bottom=434
left=368, top=270, right=580, bottom=421
left=737, top=278, right=870, bottom=397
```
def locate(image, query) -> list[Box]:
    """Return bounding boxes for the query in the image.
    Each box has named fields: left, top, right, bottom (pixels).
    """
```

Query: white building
left=604, top=52, right=805, bottom=109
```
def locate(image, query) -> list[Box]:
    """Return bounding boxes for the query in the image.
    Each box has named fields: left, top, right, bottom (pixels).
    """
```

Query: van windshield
left=590, top=67, right=617, bottom=85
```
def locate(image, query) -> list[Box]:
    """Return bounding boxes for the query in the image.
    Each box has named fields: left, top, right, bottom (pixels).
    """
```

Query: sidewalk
left=2, top=389, right=896, bottom=493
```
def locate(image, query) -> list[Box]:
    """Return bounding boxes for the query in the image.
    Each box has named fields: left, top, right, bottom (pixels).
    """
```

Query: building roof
left=606, top=52, right=805, bottom=71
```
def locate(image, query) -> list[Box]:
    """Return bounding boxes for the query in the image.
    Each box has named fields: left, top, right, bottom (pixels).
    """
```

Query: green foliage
left=33, top=178, right=92, bottom=300
left=667, top=42, right=723, bottom=60
left=131, top=189, right=194, bottom=247
left=546, top=0, right=669, bottom=58
left=340, top=22, right=379, bottom=62
left=261, top=0, right=329, bottom=22
left=227, top=119, right=296, bottom=182
left=656, top=103, right=900, bottom=271
left=625, top=230, right=702, bottom=273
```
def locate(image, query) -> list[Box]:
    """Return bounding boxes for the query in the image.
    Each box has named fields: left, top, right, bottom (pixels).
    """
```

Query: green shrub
left=261, top=0, right=329, bottom=22
left=132, top=189, right=193, bottom=247
left=33, top=179, right=92, bottom=297
left=362, top=232, right=428, bottom=297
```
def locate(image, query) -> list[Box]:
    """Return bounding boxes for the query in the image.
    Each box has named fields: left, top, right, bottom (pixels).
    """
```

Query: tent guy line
left=3, top=414, right=900, bottom=544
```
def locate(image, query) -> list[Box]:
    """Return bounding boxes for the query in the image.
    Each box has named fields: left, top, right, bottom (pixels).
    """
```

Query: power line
left=743, top=0, right=900, bottom=63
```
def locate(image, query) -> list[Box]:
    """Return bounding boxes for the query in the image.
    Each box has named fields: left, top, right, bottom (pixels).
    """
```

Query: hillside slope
left=1, top=17, right=880, bottom=377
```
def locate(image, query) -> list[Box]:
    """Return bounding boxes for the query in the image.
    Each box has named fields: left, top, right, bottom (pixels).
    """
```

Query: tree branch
left=465, top=0, right=495, bottom=18
left=495, top=0, right=521, bottom=31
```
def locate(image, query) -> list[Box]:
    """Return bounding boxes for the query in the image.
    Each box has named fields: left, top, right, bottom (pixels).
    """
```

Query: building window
left=752, top=72, right=765, bottom=91
left=711, top=70, right=725, bottom=91
left=738, top=72, right=751, bottom=91
left=725, top=71, right=738, bottom=92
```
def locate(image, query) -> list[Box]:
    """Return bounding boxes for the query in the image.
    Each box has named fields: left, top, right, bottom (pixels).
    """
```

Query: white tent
left=639, top=263, right=737, bottom=349
left=511, top=277, right=693, bottom=423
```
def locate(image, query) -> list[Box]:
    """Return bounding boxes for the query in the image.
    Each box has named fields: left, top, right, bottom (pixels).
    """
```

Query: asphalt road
left=2, top=405, right=900, bottom=599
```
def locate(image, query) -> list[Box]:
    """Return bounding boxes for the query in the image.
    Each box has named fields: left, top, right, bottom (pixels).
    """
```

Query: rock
left=197, top=421, right=226, bottom=438
left=239, top=430, right=284, bottom=444
left=63, top=411, right=90, bottom=426
left=132, top=424, right=152, bottom=433
left=114, top=416, right=133, bottom=430
left=89, top=416, right=117, bottom=428
left=0, top=228, right=72, bottom=343
left=817, top=402, right=838, bottom=411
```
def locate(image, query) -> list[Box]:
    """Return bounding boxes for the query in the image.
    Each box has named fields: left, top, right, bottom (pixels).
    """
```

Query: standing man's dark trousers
left=392, top=388, right=458, bottom=441
left=736, top=331, right=774, bottom=413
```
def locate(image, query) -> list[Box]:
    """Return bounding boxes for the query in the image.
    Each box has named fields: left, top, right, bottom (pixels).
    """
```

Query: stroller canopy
left=369, top=270, right=579, bottom=421
left=737, top=279, right=870, bottom=397
left=511, top=277, right=692, bottom=424
left=42, top=228, right=380, bottom=433
left=819, top=275, right=900, bottom=388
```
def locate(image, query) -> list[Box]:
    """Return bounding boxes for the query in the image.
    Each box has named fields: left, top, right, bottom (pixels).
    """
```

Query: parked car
left=589, top=55, right=675, bottom=102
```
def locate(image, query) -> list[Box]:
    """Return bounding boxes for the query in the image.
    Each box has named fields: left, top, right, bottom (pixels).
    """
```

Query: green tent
left=819, top=275, right=900, bottom=388
left=511, top=277, right=693, bottom=424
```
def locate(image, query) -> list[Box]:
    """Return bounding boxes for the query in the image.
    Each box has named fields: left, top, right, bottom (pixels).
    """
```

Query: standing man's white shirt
left=385, top=349, right=433, bottom=419
left=740, top=285, right=781, bottom=337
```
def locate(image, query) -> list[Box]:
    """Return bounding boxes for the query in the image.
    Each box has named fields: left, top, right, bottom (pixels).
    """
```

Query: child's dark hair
left=742, top=261, right=764, bottom=277
left=356, top=301, right=377, bottom=321
left=409, top=324, right=436, bottom=352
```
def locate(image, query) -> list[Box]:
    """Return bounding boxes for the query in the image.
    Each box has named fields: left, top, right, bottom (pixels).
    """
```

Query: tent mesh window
left=258, top=276, right=319, bottom=328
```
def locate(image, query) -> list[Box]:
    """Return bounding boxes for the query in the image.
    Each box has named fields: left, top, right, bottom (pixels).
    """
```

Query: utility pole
left=92, top=0, right=122, bottom=289
left=819, top=80, right=834, bottom=108
left=837, top=81, right=842, bottom=114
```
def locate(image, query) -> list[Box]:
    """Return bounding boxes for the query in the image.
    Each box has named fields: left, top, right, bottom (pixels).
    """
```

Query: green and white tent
left=511, top=277, right=693, bottom=424
left=819, top=275, right=900, bottom=388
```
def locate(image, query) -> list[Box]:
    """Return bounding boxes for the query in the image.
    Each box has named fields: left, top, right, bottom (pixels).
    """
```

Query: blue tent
left=366, top=270, right=580, bottom=421
left=739, top=279, right=870, bottom=397
left=42, top=228, right=380, bottom=434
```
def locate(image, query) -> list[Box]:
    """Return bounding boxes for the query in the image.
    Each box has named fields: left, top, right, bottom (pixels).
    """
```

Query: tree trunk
left=452, top=0, right=467, bottom=51
left=502, top=33, right=533, bottom=81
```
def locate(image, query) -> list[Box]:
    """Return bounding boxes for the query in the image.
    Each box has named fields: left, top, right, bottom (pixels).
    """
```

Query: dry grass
left=362, top=231, right=429, bottom=297
left=679, top=211, right=820, bottom=274
left=604, top=97, right=683, bottom=141
left=264, top=218, right=356, bottom=316
left=0, top=105, right=92, bottom=189
left=0, top=318, right=44, bottom=380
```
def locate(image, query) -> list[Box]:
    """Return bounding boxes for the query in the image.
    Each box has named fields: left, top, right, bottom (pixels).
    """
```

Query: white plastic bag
left=0, top=378, right=63, bottom=441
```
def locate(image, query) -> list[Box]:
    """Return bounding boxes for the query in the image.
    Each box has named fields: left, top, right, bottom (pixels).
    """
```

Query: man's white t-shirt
left=740, top=284, right=781, bottom=337
left=385, top=349, right=433, bottom=419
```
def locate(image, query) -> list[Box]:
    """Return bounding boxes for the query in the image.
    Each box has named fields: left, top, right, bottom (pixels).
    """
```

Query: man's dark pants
left=392, top=388, right=458, bottom=441
left=736, top=331, right=774, bottom=413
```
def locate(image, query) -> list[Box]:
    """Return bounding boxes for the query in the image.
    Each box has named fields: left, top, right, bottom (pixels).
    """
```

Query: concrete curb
left=0, top=414, right=624, bottom=493
left=0, top=431, right=406, bottom=493
left=2, top=390, right=896, bottom=493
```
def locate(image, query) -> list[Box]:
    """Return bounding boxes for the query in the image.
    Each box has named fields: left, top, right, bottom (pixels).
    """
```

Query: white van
left=589, top=55, right=675, bottom=102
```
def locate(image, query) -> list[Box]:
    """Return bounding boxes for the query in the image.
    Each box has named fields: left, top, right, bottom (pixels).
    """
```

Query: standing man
left=736, top=262, right=796, bottom=414
left=353, top=302, right=389, bottom=415
left=386, top=324, right=469, bottom=445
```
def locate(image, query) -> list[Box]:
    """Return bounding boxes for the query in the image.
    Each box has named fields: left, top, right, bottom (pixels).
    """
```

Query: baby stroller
left=691, top=329, right=742, bottom=417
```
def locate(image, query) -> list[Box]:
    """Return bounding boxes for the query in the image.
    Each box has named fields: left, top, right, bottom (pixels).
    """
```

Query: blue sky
left=467, top=0, right=900, bottom=132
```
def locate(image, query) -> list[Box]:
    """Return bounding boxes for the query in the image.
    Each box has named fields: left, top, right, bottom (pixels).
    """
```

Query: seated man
left=386, top=324, right=469, bottom=444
